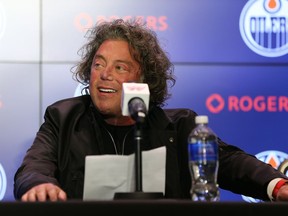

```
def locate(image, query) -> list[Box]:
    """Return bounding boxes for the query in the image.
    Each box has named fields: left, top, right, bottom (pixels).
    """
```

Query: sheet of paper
left=83, top=146, right=166, bottom=200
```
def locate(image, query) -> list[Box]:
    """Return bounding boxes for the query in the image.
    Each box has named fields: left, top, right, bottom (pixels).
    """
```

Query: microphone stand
left=114, top=112, right=164, bottom=200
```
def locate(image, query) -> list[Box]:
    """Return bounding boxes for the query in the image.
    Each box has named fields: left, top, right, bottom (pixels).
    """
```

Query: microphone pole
left=133, top=110, right=145, bottom=192
left=114, top=98, right=163, bottom=200
left=127, top=98, right=146, bottom=192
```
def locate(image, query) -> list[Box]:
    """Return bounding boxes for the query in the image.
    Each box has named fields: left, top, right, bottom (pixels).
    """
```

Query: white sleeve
left=267, top=178, right=283, bottom=201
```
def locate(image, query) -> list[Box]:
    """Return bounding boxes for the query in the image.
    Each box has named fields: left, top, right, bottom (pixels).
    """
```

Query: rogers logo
left=206, top=94, right=288, bottom=113
left=74, top=14, right=168, bottom=32
left=206, top=93, right=225, bottom=113
left=126, top=85, right=146, bottom=92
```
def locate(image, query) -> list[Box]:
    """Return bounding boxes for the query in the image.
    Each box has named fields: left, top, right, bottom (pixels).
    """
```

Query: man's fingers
left=20, top=183, right=67, bottom=202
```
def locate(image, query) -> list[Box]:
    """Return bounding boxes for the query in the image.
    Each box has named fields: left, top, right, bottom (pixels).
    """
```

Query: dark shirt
left=13, top=95, right=288, bottom=201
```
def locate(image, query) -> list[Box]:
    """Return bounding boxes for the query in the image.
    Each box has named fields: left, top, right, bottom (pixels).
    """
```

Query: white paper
left=83, top=146, right=166, bottom=200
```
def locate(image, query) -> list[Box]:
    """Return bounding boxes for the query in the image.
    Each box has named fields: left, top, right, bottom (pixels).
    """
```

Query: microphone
left=121, top=82, right=150, bottom=122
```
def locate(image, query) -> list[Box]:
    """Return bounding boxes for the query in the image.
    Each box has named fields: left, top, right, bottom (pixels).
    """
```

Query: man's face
left=89, top=39, right=141, bottom=117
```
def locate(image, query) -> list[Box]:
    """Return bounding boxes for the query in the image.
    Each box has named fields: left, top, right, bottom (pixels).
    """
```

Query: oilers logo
left=239, top=0, right=288, bottom=57
left=0, top=163, right=7, bottom=200
left=242, top=150, right=288, bottom=202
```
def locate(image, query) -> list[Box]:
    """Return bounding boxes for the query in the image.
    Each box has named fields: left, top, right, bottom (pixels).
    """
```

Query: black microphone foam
left=128, top=97, right=147, bottom=123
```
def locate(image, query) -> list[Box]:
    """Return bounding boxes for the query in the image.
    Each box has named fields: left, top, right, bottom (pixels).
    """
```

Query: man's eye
left=116, top=65, right=128, bottom=73
left=94, top=63, right=102, bottom=68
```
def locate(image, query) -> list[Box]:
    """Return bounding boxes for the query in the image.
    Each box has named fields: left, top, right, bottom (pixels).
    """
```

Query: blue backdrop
left=0, top=0, right=287, bottom=202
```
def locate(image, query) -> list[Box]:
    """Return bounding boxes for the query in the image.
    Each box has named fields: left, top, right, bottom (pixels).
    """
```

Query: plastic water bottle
left=188, top=115, right=220, bottom=201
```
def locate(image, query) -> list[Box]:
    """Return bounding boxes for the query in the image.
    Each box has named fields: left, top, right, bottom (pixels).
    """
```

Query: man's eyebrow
left=93, top=54, right=136, bottom=67
left=115, top=59, right=135, bottom=66
left=94, top=54, right=104, bottom=60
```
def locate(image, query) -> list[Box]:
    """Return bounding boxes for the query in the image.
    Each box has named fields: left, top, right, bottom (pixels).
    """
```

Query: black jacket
left=13, top=95, right=287, bottom=201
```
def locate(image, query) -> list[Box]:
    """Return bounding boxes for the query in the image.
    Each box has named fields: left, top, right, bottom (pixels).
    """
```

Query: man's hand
left=21, top=183, right=67, bottom=202
left=275, top=184, right=288, bottom=201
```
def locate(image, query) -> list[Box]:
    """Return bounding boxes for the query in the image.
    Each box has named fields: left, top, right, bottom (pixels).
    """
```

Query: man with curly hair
left=14, top=19, right=288, bottom=202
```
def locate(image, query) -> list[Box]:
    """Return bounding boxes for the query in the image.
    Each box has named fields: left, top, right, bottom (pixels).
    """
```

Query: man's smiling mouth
left=99, top=88, right=117, bottom=93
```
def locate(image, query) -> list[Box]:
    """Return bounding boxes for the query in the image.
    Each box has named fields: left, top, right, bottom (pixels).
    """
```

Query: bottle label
left=188, top=141, right=218, bottom=162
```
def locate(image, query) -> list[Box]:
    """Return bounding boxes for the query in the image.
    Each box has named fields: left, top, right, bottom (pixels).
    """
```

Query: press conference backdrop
left=0, top=0, right=288, bottom=202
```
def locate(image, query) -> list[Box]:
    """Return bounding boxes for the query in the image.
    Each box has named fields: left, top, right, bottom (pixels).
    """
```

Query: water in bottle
left=188, top=115, right=220, bottom=201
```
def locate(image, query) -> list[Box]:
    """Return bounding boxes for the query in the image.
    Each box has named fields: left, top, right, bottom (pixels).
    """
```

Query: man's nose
left=100, top=67, right=113, bottom=80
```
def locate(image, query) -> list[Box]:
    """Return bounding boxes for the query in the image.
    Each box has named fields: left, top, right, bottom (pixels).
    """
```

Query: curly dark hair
left=71, top=18, right=175, bottom=107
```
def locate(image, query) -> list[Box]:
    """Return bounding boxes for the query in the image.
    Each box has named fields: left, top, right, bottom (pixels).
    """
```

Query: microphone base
left=113, top=192, right=164, bottom=200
